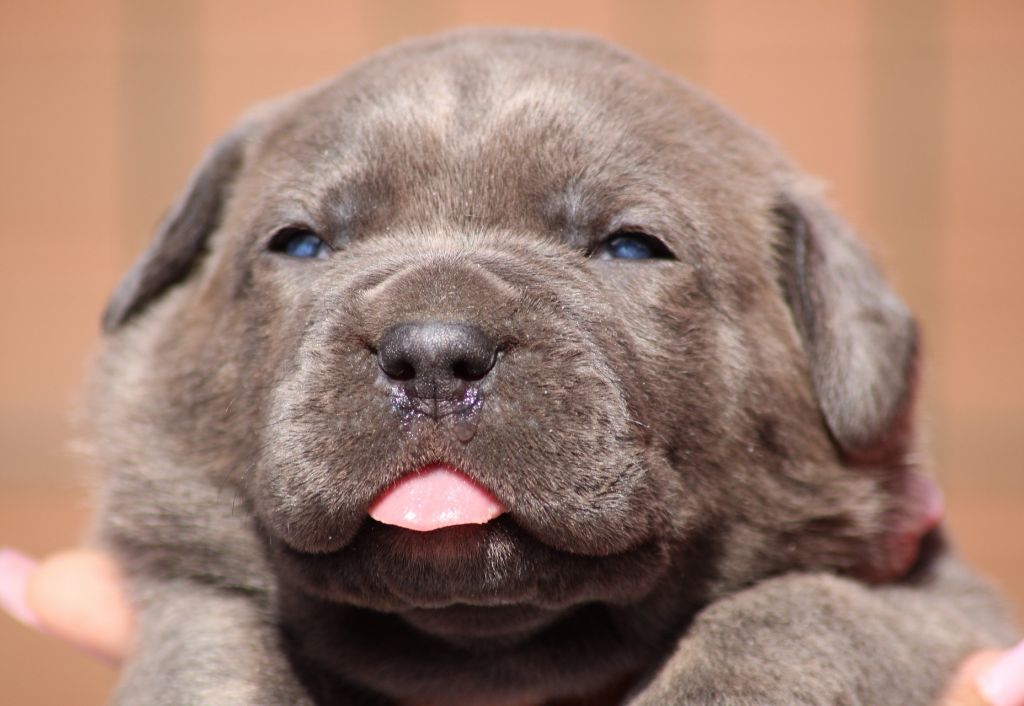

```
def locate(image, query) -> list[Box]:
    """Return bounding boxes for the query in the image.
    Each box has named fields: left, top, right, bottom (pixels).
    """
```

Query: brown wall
left=1, top=1, right=1021, bottom=703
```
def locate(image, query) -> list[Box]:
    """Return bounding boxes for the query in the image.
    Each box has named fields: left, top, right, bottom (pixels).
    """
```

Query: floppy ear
left=773, top=191, right=918, bottom=463
left=775, top=192, right=947, bottom=583
left=102, top=127, right=249, bottom=332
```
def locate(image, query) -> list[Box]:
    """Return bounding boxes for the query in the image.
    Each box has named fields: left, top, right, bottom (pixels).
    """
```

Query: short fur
left=89, top=29, right=1016, bottom=706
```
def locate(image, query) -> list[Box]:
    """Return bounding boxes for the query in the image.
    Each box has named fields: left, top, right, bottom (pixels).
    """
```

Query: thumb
left=943, top=643, right=1024, bottom=706
left=0, top=547, right=133, bottom=664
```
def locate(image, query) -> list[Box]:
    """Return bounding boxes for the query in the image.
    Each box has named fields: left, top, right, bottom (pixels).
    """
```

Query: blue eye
left=268, top=228, right=329, bottom=259
left=597, top=232, right=674, bottom=260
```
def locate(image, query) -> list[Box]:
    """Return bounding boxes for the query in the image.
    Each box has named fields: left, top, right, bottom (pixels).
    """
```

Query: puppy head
left=95, top=28, right=931, bottom=701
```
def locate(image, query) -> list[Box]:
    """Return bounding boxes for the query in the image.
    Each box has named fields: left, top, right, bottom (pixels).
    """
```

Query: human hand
left=940, top=646, right=1024, bottom=706
left=1, top=546, right=1021, bottom=705
left=0, top=547, right=132, bottom=663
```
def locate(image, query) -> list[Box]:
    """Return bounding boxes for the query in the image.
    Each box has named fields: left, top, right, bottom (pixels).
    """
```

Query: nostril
left=451, top=353, right=496, bottom=382
left=377, top=334, right=417, bottom=381
left=380, top=356, right=415, bottom=381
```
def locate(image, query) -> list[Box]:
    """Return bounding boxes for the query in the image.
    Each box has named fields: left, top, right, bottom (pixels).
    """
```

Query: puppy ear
left=101, top=127, right=249, bottom=332
left=773, top=191, right=918, bottom=462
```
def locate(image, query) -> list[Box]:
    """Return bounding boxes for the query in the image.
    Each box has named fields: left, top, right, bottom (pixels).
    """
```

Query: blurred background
left=1, top=1, right=1021, bottom=702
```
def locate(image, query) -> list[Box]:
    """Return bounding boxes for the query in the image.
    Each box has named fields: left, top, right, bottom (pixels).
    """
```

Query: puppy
left=89, top=28, right=1016, bottom=705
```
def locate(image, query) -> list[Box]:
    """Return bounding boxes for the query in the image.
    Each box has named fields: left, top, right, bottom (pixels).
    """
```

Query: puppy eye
left=595, top=231, right=675, bottom=260
left=267, top=227, right=330, bottom=259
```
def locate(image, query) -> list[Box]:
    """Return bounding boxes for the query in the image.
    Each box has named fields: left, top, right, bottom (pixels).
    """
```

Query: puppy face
left=94, top=29, right=925, bottom=702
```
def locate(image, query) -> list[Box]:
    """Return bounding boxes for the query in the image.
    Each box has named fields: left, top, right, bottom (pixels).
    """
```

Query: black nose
left=378, top=322, right=498, bottom=405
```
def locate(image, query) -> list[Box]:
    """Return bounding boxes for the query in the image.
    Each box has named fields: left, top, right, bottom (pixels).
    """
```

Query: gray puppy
left=89, top=28, right=1016, bottom=706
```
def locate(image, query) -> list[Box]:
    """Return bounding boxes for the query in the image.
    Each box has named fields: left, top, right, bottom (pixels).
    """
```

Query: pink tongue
left=369, top=464, right=505, bottom=532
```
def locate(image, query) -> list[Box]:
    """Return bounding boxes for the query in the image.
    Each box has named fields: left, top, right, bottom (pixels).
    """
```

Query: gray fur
left=88, top=29, right=1016, bottom=706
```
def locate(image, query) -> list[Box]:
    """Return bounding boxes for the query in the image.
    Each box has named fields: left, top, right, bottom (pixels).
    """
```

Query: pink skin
left=369, top=464, right=506, bottom=531
left=0, top=548, right=41, bottom=629
left=979, top=640, right=1024, bottom=706
left=0, top=547, right=132, bottom=664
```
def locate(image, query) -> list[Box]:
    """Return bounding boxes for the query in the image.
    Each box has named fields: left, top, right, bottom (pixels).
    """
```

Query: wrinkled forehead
left=240, top=32, right=782, bottom=243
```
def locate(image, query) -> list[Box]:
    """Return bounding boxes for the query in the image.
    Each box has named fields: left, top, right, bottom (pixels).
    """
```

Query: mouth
left=274, top=514, right=670, bottom=612
left=368, top=463, right=507, bottom=532
left=265, top=458, right=673, bottom=612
